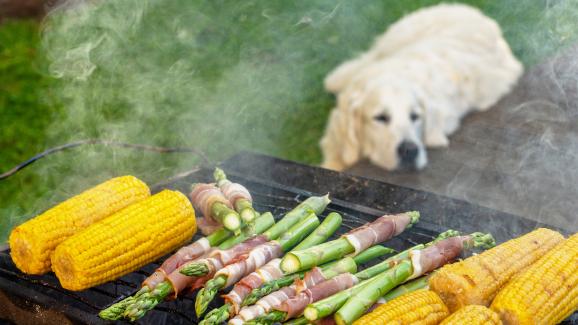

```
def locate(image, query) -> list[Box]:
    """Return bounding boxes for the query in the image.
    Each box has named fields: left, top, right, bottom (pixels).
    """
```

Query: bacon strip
left=190, top=183, right=232, bottom=222
left=408, top=235, right=469, bottom=280
left=142, top=237, right=212, bottom=289
left=218, top=178, right=252, bottom=206
left=223, top=258, right=284, bottom=314
left=215, top=241, right=283, bottom=288
left=343, top=213, right=412, bottom=255
left=165, top=235, right=268, bottom=298
left=232, top=267, right=327, bottom=324
left=197, top=217, right=223, bottom=236
left=276, top=273, right=358, bottom=319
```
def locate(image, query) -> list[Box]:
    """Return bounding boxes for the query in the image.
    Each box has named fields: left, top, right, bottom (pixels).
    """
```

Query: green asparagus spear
left=195, top=214, right=321, bottom=316
left=292, top=212, right=341, bottom=251
left=240, top=245, right=394, bottom=307
left=214, top=167, right=258, bottom=224
left=200, top=214, right=342, bottom=325
left=303, top=230, right=476, bottom=322
left=281, top=211, right=419, bottom=273
left=181, top=194, right=330, bottom=276
left=284, top=316, right=309, bottom=325
left=379, top=274, right=431, bottom=303
left=98, top=216, right=249, bottom=320
left=118, top=213, right=276, bottom=321
left=334, top=232, right=495, bottom=325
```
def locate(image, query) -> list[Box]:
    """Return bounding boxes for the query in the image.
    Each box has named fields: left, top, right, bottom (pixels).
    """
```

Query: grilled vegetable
left=51, top=190, right=195, bottom=291
left=191, top=183, right=241, bottom=234
left=118, top=218, right=274, bottom=322
left=429, top=228, right=564, bottom=312
left=202, top=213, right=343, bottom=324
left=180, top=195, right=331, bottom=277
left=231, top=246, right=394, bottom=324
left=9, top=175, right=150, bottom=275
left=304, top=232, right=494, bottom=323
left=441, top=305, right=503, bottom=325
left=240, top=245, right=393, bottom=308
left=281, top=211, right=419, bottom=273
left=292, top=212, right=342, bottom=251
left=380, top=274, right=431, bottom=303
left=214, top=167, right=257, bottom=224
left=353, top=289, right=449, bottom=325
left=195, top=214, right=320, bottom=316
left=99, top=213, right=274, bottom=321
left=335, top=233, right=494, bottom=325
left=491, top=232, right=578, bottom=325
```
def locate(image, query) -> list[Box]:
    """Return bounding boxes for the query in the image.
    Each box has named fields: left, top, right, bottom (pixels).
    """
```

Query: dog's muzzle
left=397, top=141, right=419, bottom=166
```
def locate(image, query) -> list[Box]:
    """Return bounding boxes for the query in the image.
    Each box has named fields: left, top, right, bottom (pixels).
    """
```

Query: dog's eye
left=410, top=112, right=419, bottom=122
left=374, top=113, right=390, bottom=123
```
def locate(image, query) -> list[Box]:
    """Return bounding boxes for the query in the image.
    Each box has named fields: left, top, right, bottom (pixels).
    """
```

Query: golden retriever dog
left=321, top=4, right=523, bottom=171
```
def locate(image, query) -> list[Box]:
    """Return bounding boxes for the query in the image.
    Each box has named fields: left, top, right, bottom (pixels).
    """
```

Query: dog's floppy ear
left=324, top=53, right=374, bottom=94
left=320, top=92, right=364, bottom=171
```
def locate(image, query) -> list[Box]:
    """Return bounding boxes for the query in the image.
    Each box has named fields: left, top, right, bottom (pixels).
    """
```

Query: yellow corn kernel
left=353, top=289, right=449, bottom=325
left=441, top=305, right=502, bottom=325
left=51, top=189, right=196, bottom=291
left=491, top=233, right=578, bottom=325
left=9, top=176, right=150, bottom=275
left=429, top=228, right=563, bottom=312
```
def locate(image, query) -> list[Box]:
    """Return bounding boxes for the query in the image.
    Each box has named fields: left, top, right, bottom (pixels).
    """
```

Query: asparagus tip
left=436, top=229, right=461, bottom=240
left=213, top=167, right=227, bottom=182
left=179, top=262, right=209, bottom=276
left=469, top=232, right=496, bottom=249
left=405, top=211, right=420, bottom=226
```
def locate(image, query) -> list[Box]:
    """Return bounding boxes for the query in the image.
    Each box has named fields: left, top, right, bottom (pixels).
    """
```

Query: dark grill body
left=0, top=152, right=576, bottom=324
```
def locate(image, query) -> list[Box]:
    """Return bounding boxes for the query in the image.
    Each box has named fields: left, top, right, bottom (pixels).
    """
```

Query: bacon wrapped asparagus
left=198, top=212, right=342, bottom=324
left=280, top=211, right=419, bottom=274
left=241, top=245, right=394, bottom=308
left=333, top=233, right=495, bottom=325
left=99, top=212, right=275, bottom=321
left=119, top=195, right=329, bottom=321
left=180, top=195, right=331, bottom=278
left=214, top=168, right=258, bottom=224
left=232, top=246, right=394, bottom=325
left=195, top=214, right=321, bottom=316
left=245, top=231, right=460, bottom=324
left=191, top=182, right=242, bottom=235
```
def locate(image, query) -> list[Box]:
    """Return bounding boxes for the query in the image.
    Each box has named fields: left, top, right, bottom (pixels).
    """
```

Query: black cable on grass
left=0, top=139, right=211, bottom=181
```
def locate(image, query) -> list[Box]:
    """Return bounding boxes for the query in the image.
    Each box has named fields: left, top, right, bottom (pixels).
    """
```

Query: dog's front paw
left=425, top=132, right=449, bottom=147
left=321, top=159, right=347, bottom=171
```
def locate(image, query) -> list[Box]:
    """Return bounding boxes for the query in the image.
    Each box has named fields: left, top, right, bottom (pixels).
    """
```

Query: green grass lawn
left=1, top=0, right=576, bottom=242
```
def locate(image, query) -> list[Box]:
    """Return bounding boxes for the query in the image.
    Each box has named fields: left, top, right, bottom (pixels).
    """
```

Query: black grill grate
left=0, top=153, right=576, bottom=324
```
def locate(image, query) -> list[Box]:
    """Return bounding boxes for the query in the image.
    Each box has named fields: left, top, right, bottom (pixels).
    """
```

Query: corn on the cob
left=353, top=289, right=449, bottom=325
left=429, top=228, right=564, bottom=312
left=441, top=305, right=502, bottom=325
left=51, top=189, right=196, bottom=291
left=9, top=176, right=150, bottom=275
left=491, top=233, right=578, bottom=325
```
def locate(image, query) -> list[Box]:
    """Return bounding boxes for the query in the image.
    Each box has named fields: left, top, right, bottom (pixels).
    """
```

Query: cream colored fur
left=321, top=4, right=523, bottom=171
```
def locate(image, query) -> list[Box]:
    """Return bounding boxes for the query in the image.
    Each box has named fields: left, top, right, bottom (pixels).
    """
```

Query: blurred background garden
left=1, top=0, right=577, bottom=243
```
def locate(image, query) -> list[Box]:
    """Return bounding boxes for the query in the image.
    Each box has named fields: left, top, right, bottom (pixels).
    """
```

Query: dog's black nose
left=397, top=141, right=419, bottom=163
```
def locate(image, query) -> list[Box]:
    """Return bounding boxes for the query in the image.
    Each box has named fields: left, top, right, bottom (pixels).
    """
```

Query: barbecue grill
left=0, top=152, right=576, bottom=324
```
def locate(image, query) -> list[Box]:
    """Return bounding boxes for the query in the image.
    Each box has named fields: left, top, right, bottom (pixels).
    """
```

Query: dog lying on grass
left=321, top=4, right=522, bottom=171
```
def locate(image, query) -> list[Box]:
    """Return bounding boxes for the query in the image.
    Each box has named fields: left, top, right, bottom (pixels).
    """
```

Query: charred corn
left=353, top=289, right=449, bottom=325
left=429, top=228, right=563, bottom=312
left=441, top=305, right=502, bottom=325
left=491, top=233, right=578, bottom=325
left=52, top=190, right=196, bottom=291
left=9, top=176, right=150, bottom=274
